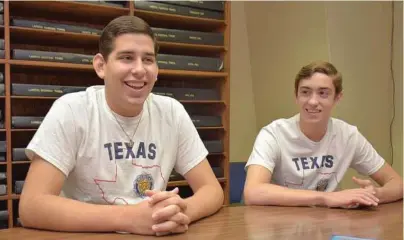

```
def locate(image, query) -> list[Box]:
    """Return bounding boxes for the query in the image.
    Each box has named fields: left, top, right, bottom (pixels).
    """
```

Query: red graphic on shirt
left=93, top=159, right=166, bottom=205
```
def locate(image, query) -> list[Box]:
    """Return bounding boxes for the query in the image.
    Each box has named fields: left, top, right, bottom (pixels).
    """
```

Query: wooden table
left=0, top=201, right=402, bottom=240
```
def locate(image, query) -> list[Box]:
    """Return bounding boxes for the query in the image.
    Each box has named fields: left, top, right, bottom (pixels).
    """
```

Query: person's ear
left=334, top=91, right=343, bottom=103
left=93, top=53, right=106, bottom=79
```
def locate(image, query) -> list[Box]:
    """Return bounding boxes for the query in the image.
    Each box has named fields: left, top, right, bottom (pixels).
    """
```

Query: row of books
left=10, top=17, right=224, bottom=46
left=9, top=49, right=223, bottom=72
left=0, top=83, right=222, bottom=101
left=0, top=179, right=24, bottom=195
left=79, top=0, right=225, bottom=13
left=134, top=0, right=224, bottom=20
left=9, top=115, right=222, bottom=129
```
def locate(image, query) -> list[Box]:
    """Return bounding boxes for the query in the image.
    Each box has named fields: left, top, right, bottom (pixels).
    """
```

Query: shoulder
left=329, top=117, right=359, bottom=137
left=148, top=93, right=187, bottom=116
left=52, top=85, right=103, bottom=112
left=260, top=114, right=300, bottom=139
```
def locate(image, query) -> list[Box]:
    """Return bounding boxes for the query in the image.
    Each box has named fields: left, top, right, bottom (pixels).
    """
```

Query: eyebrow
left=116, top=51, right=156, bottom=56
left=299, top=86, right=331, bottom=91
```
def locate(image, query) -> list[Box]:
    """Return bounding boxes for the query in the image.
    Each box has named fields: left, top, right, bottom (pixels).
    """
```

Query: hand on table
left=323, top=186, right=379, bottom=209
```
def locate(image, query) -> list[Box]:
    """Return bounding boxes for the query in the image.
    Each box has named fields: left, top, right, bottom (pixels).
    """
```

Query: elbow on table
left=18, top=194, right=39, bottom=229
left=243, top=185, right=261, bottom=206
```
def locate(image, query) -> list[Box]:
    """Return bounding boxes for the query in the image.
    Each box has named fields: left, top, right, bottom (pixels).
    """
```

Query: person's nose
left=308, top=93, right=319, bottom=106
left=131, top=58, right=146, bottom=78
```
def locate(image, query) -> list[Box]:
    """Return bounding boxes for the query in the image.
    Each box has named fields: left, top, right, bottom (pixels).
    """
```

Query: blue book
left=330, top=235, right=375, bottom=240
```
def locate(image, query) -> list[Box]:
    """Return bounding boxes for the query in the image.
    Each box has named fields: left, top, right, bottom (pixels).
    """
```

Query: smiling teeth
left=126, top=82, right=145, bottom=88
left=307, top=109, right=320, bottom=113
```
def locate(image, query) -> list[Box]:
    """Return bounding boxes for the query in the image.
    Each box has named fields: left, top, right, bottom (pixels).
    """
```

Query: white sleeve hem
left=245, top=161, right=274, bottom=174
left=176, top=149, right=208, bottom=176
left=365, top=158, right=385, bottom=176
left=26, top=145, right=70, bottom=177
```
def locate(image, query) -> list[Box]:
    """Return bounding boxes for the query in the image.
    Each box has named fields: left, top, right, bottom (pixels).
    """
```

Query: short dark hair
left=99, top=15, right=159, bottom=61
left=295, top=61, right=343, bottom=96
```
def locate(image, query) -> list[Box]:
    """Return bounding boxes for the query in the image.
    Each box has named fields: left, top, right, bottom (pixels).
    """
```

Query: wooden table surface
left=0, top=201, right=402, bottom=240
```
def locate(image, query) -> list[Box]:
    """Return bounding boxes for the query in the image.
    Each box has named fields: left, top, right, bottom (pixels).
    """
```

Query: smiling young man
left=244, top=61, right=403, bottom=208
left=18, top=16, right=223, bottom=236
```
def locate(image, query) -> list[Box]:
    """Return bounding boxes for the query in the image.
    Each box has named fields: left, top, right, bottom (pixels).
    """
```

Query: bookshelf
left=0, top=0, right=231, bottom=229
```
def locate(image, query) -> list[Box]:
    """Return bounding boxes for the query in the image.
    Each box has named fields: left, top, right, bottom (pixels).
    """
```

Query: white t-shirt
left=26, top=85, right=208, bottom=205
left=246, top=114, right=385, bottom=192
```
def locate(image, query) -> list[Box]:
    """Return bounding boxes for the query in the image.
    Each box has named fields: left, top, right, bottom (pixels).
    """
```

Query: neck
left=105, top=92, right=143, bottom=117
left=299, top=118, right=328, bottom=142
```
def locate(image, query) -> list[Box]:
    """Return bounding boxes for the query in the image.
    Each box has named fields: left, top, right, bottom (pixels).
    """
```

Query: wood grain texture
left=0, top=201, right=402, bottom=240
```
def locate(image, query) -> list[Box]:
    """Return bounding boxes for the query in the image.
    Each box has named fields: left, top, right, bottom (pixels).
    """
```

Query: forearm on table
left=184, top=185, right=224, bottom=223
left=377, top=178, right=403, bottom=204
left=19, top=194, right=127, bottom=232
left=244, top=183, right=325, bottom=207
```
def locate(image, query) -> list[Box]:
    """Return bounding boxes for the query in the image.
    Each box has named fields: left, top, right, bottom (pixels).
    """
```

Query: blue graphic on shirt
left=292, top=155, right=334, bottom=171
left=103, top=141, right=157, bottom=160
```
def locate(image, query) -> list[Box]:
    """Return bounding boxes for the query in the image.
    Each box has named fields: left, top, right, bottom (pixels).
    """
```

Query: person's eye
left=143, top=57, right=155, bottom=64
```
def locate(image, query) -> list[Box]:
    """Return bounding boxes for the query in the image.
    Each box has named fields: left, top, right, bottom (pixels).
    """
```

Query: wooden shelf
left=0, top=195, right=8, bottom=201
left=11, top=129, right=36, bottom=132
left=10, top=194, right=20, bottom=200
left=12, top=161, right=31, bottom=165
left=8, top=60, right=227, bottom=78
left=10, top=1, right=129, bottom=18
left=9, top=60, right=94, bottom=71
left=0, top=162, right=6, bottom=165
left=167, top=177, right=226, bottom=187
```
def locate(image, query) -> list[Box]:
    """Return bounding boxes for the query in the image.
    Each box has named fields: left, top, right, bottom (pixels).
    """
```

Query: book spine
left=190, top=115, right=222, bottom=127
left=11, top=19, right=102, bottom=36
left=0, top=72, right=4, bottom=83
left=11, top=116, right=44, bottom=128
left=203, top=140, right=223, bottom=153
left=14, top=181, right=25, bottom=194
left=12, top=49, right=93, bottom=64
left=12, top=148, right=28, bottom=162
left=152, top=27, right=224, bottom=46
left=157, top=54, right=223, bottom=72
left=0, top=185, right=6, bottom=196
left=134, top=0, right=224, bottom=20
left=152, top=0, right=224, bottom=12
left=0, top=84, right=5, bottom=96
left=0, top=141, right=6, bottom=152
left=12, top=83, right=86, bottom=97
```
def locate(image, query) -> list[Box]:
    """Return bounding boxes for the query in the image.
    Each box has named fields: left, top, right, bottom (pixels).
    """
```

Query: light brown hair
left=294, top=61, right=342, bottom=96
left=99, top=15, right=159, bottom=61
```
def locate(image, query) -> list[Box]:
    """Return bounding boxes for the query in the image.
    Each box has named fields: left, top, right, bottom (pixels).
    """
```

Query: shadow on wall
left=230, top=162, right=247, bottom=204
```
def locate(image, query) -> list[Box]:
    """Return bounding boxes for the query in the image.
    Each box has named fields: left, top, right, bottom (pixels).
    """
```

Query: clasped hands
left=145, top=187, right=190, bottom=236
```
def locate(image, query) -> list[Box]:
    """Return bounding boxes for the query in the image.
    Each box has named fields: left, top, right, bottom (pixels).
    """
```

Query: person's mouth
left=124, top=81, right=147, bottom=90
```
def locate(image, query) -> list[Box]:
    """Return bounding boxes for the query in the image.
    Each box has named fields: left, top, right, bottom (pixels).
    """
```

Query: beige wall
left=229, top=1, right=257, bottom=163
left=230, top=2, right=403, bottom=186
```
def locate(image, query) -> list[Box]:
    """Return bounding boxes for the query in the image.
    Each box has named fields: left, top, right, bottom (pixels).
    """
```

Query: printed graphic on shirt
left=93, top=140, right=164, bottom=205
left=291, top=155, right=334, bottom=171
left=285, top=155, right=339, bottom=191
left=134, top=172, right=154, bottom=198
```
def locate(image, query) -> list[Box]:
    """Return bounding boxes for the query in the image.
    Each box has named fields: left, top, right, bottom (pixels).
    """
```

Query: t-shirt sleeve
left=245, top=126, right=280, bottom=173
left=25, top=97, right=78, bottom=177
left=173, top=101, right=208, bottom=176
left=350, top=128, right=385, bottom=176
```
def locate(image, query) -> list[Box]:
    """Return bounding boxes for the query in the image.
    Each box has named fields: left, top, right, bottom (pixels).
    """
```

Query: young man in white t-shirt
left=19, top=16, right=224, bottom=236
left=244, top=61, right=403, bottom=208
